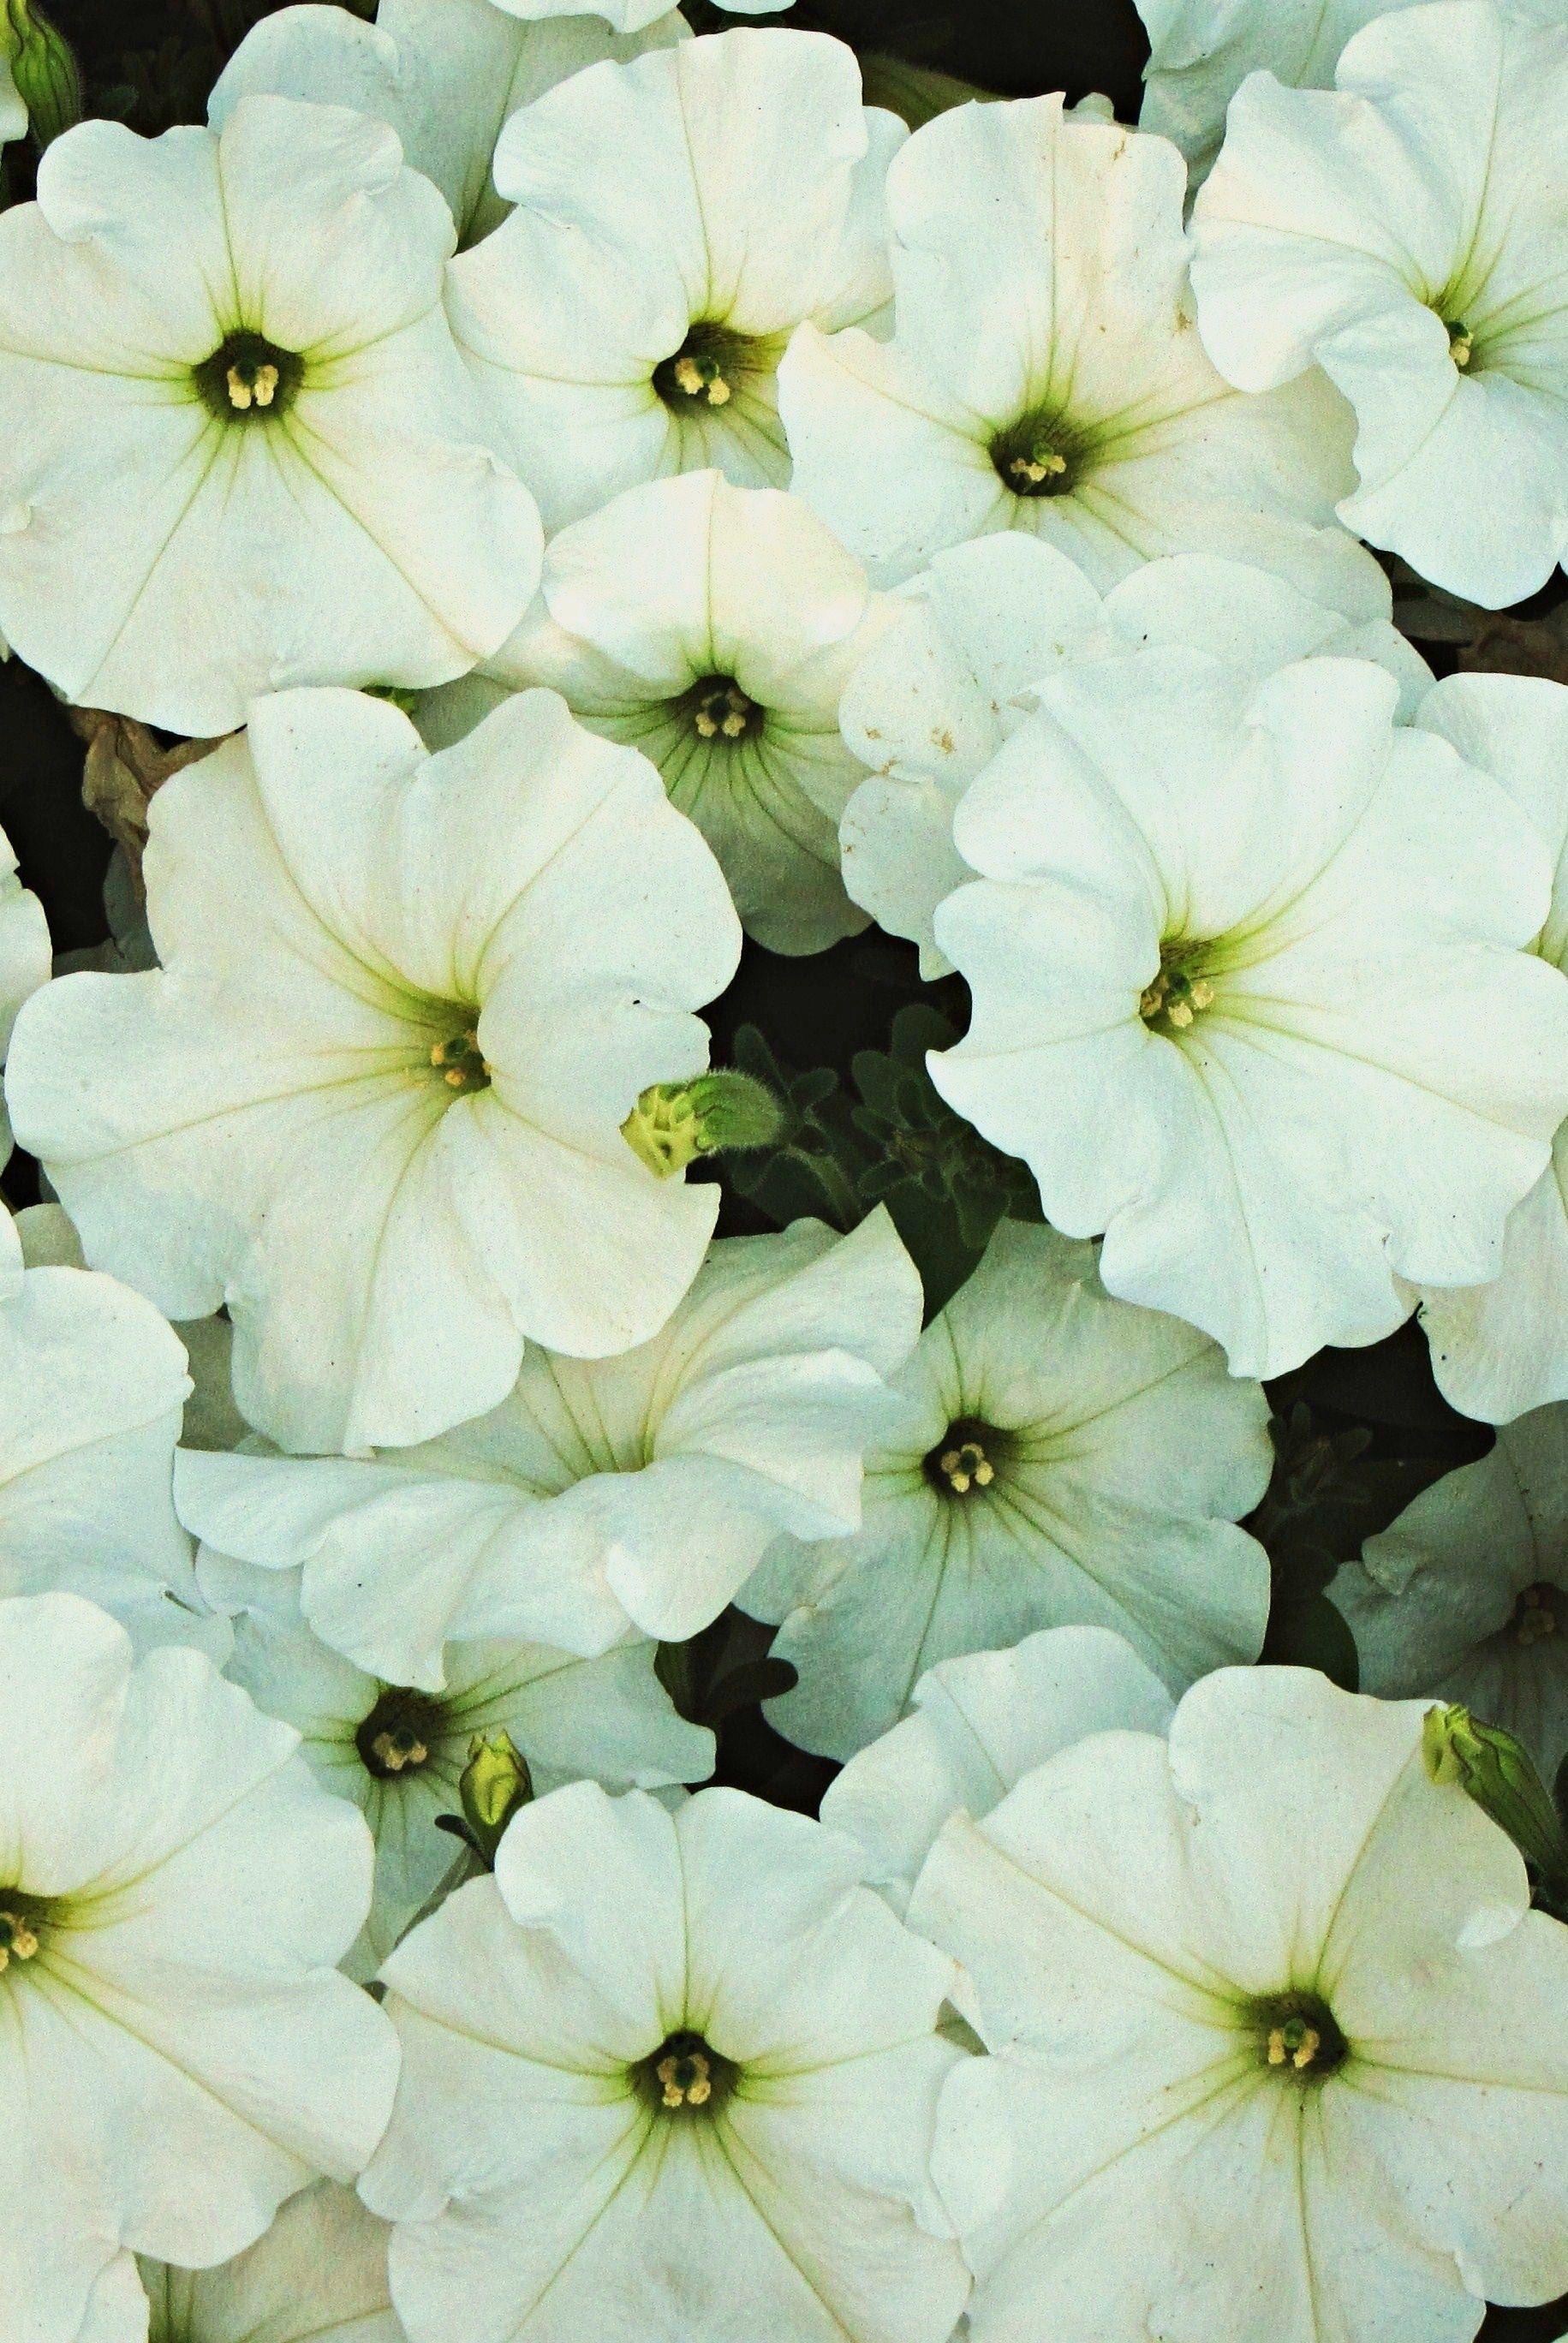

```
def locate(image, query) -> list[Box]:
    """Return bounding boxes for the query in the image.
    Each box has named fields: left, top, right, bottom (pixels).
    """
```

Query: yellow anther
left=671, top=354, right=731, bottom=407
left=0, top=1911, right=39, bottom=1970
left=939, top=1439, right=994, bottom=1496
left=1292, top=2028, right=1321, bottom=2072
left=371, top=1729, right=429, bottom=1774
left=1009, top=450, right=1068, bottom=486
left=1516, top=1585, right=1559, bottom=1647
left=657, top=2049, right=712, bottom=2108
left=1267, top=2028, right=1288, bottom=2066
left=225, top=361, right=279, bottom=412
left=1449, top=325, right=1475, bottom=369
left=1142, top=957, right=1217, bottom=1033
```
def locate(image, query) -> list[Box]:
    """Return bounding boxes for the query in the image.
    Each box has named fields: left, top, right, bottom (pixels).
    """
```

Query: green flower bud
left=622, top=1070, right=784, bottom=1179
left=458, top=1729, right=533, bottom=1868
left=2, top=0, right=80, bottom=147
left=1422, top=1703, right=1568, bottom=1888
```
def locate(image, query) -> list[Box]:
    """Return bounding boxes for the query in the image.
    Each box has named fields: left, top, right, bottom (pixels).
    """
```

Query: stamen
left=927, top=1426, right=1003, bottom=1498
left=1448, top=321, right=1475, bottom=368
left=194, top=330, right=302, bottom=424
left=633, top=2027, right=736, bottom=2117
left=225, top=360, right=279, bottom=411
left=689, top=679, right=760, bottom=745
left=657, top=2048, right=712, bottom=2108
left=1008, top=448, right=1068, bottom=487
left=671, top=353, right=731, bottom=407
left=371, top=1727, right=429, bottom=1774
left=356, top=1686, right=444, bottom=1781
left=0, top=1910, right=39, bottom=1971
left=1141, top=952, right=1217, bottom=1034
left=1254, top=1994, right=1347, bottom=2081
left=430, top=1028, right=492, bottom=1094
left=1515, top=1583, right=1559, bottom=1648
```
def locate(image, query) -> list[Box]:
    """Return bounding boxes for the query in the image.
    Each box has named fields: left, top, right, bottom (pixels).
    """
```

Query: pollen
left=693, top=681, right=758, bottom=742
left=671, top=353, right=731, bottom=407
left=226, top=360, right=279, bottom=412
left=1448, top=320, right=1475, bottom=368
left=1514, top=1583, right=1559, bottom=1647
left=1008, top=447, right=1069, bottom=487
left=1267, top=2020, right=1321, bottom=2071
left=938, top=1439, right=995, bottom=1495
left=1141, top=949, right=1217, bottom=1034
left=430, top=1029, right=492, bottom=1094
left=371, top=1727, right=429, bottom=1774
left=658, top=2048, right=713, bottom=2108
left=0, top=1911, right=39, bottom=1971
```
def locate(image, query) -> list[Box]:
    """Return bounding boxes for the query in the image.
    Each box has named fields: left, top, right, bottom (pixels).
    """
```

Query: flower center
left=1249, top=1990, right=1349, bottom=2082
left=990, top=405, right=1086, bottom=498
left=355, top=1686, right=445, bottom=1781
left=1513, top=1583, right=1561, bottom=1648
left=0, top=1902, right=40, bottom=1977
left=684, top=676, right=761, bottom=745
left=1446, top=318, right=1476, bottom=369
left=428, top=1026, right=491, bottom=1095
left=632, top=2028, right=739, bottom=2117
left=925, top=1416, right=1010, bottom=1499
left=193, top=328, right=304, bottom=423
left=1141, top=940, right=1219, bottom=1034
left=0, top=1894, right=49, bottom=1975
left=653, top=321, right=760, bottom=414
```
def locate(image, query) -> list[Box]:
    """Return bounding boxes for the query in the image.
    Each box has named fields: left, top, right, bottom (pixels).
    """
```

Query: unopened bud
left=622, top=1070, right=784, bottom=1179
left=1422, top=1704, right=1568, bottom=1887
left=2, top=0, right=80, bottom=147
left=458, top=1730, right=533, bottom=1868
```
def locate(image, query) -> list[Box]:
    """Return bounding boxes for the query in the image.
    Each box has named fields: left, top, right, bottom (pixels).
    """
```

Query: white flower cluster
left=0, top=0, right=1566, bottom=2339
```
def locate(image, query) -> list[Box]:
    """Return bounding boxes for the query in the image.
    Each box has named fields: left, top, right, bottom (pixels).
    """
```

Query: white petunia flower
left=0, top=1209, right=219, bottom=1653
left=909, top=1667, right=1568, bottom=2343
left=171, top=1210, right=921, bottom=1690
left=198, top=1553, right=713, bottom=1976
left=1136, top=0, right=1431, bottom=185
left=361, top=1781, right=970, bottom=2343
left=1189, top=0, right=1568, bottom=605
left=4, top=686, right=741, bottom=1458
left=492, top=0, right=790, bottom=21
left=212, top=0, right=686, bottom=249
left=1408, top=673, right=1568, bottom=1421
left=929, top=653, right=1568, bottom=1379
left=424, top=471, right=896, bottom=954
left=838, top=528, right=1430, bottom=975
left=13, top=1199, right=251, bottom=1456
left=822, top=1625, right=1174, bottom=1913
left=140, top=2182, right=399, bottom=2343
left=445, top=28, right=906, bottom=528
left=0, top=814, right=51, bottom=1168
left=0, top=1592, right=398, bottom=2343
left=1330, top=1407, right=1568, bottom=1784
left=778, top=92, right=1354, bottom=591
left=0, top=93, right=541, bottom=736
left=742, top=1219, right=1272, bottom=1761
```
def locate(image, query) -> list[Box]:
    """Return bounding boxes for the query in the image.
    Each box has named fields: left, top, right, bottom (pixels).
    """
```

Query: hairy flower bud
left=1422, top=1703, right=1568, bottom=1890
left=622, top=1070, right=784, bottom=1179
left=458, top=1730, right=534, bottom=1869
left=2, top=0, right=79, bottom=146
